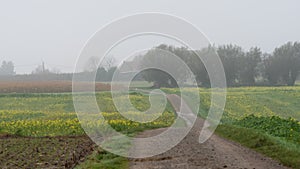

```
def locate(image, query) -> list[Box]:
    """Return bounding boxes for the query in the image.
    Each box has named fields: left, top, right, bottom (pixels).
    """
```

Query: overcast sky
left=1, top=0, right=300, bottom=74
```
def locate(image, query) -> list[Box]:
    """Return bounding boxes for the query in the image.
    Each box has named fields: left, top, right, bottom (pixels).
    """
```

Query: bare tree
left=84, top=56, right=99, bottom=72
left=103, top=55, right=116, bottom=70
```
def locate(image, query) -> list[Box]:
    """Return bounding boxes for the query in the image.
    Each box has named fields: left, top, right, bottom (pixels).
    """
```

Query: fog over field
left=1, top=2, right=300, bottom=168
left=1, top=0, right=300, bottom=74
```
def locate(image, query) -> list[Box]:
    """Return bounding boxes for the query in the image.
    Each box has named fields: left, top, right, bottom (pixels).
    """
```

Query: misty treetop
left=264, top=42, right=300, bottom=86
left=0, top=61, right=15, bottom=76
left=138, top=42, right=300, bottom=87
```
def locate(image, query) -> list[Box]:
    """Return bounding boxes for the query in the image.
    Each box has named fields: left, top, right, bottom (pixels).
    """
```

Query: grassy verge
left=75, top=149, right=128, bottom=169
left=215, top=124, right=300, bottom=169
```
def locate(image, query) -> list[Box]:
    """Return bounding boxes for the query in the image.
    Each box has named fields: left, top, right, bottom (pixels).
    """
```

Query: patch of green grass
left=76, top=149, right=128, bottom=169
left=233, top=115, right=300, bottom=144
left=216, top=124, right=300, bottom=168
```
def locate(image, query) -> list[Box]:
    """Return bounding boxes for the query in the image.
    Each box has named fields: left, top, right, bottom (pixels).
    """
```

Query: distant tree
left=103, top=55, right=116, bottom=69
left=106, top=67, right=117, bottom=81
left=140, top=46, right=188, bottom=88
left=118, top=42, right=300, bottom=87
left=95, top=66, right=118, bottom=82
left=84, top=56, right=99, bottom=72
left=255, top=53, right=270, bottom=84
left=96, top=67, right=108, bottom=81
left=264, top=42, right=300, bottom=86
left=0, top=61, right=15, bottom=76
left=217, top=45, right=244, bottom=86
left=238, top=47, right=262, bottom=85
left=284, top=42, right=300, bottom=86
left=264, top=55, right=280, bottom=85
left=154, top=44, right=211, bottom=87
left=189, top=48, right=211, bottom=87
left=142, top=68, right=177, bottom=88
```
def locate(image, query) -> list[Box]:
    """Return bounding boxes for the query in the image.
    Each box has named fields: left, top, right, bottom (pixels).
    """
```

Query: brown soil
left=0, top=135, right=96, bottom=169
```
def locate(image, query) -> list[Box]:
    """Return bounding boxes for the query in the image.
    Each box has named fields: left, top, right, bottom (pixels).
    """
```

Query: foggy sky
left=1, top=0, right=300, bottom=74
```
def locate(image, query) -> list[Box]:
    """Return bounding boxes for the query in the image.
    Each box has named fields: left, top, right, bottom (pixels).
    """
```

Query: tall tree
left=238, top=47, right=262, bottom=85
left=84, top=56, right=99, bottom=72
left=265, top=42, right=300, bottom=86
left=0, top=61, right=15, bottom=76
left=140, top=46, right=189, bottom=88
left=217, top=45, right=244, bottom=86
left=191, top=48, right=212, bottom=87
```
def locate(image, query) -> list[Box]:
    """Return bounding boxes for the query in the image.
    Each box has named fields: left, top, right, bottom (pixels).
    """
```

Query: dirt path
left=129, top=94, right=288, bottom=169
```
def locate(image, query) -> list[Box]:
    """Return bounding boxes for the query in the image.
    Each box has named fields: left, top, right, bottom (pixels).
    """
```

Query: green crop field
left=1, top=86, right=300, bottom=168
left=164, top=86, right=300, bottom=120
left=0, top=92, right=176, bottom=137
left=165, top=86, right=300, bottom=168
left=0, top=92, right=175, bottom=168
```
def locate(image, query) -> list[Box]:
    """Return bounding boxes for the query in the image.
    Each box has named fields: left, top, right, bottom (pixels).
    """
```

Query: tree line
left=1, top=41, right=300, bottom=87
left=140, top=42, right=300, bottom=87
left=0, top=60, right=118, bottom=82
